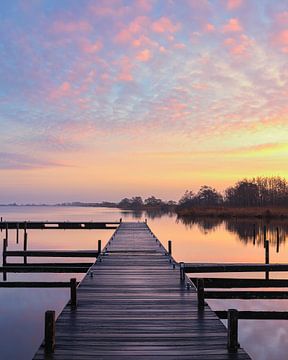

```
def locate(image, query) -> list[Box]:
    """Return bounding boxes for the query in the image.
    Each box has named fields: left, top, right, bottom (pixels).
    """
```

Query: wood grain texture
left=33, top=222, right=251, bottom=359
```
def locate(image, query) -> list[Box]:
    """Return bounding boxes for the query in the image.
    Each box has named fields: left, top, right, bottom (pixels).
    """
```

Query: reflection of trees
left=225, top=220, right=287, bottom=248
left=145, top=209, right=174, bottom=220
left=120, top=210, right=143, bottom=219
left=176, top=216, right=223, bottom=233
left=177, top=215, right=288, bottom=249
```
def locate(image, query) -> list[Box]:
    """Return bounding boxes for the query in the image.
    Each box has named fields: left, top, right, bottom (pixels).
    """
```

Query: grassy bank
left=176, top=207, right=288, bottom=219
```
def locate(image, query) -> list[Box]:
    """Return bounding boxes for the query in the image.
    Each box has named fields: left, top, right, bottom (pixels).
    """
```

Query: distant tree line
left=178, top=176, right=288, bottom=209
left=118, top=196, right=176, bottom=211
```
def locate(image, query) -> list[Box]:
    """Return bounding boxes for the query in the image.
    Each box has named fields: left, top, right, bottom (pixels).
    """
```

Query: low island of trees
left=117, top=176, right=288, bottom=219
left=176, top=176, right=288, bottom=218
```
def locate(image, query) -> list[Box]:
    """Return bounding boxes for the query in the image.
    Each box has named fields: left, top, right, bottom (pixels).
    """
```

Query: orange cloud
left=222, top=18, right=243, bottom=33
left=272, top=29, right=288, bottom=52
left=151, top=17, right=181, bottom=33
left=51, top=20, right=92, bottom=33
left=136, top=49, right=151, bottom=61
left=204, top=23, right=215, bottom=32
left=227, top=0, right=243, bottom=10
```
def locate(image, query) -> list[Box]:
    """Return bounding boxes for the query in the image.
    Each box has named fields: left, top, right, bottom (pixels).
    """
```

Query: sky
left=0, top=0, right=288, bottom=203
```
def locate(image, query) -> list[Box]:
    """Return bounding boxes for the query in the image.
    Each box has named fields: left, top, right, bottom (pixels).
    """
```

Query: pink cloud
left=272, top=29, right=288, bottom=52
left=227, top=0, right=243, bottom=10
left=114, top=16, right=149, bottom=44
left=80, top=39, right=103, bottom=53
left=222, top=18, right=243, bottom=33
left=204, top=23, right=215, bottom=32
left=49, top=82, right=72, bottom=100
left=136, top=49, right=152, bottom=62
left=224, top=34, right=253, bottom=56
left=51, top=20, right=92, bottom=33
left=118, top=56, right=134, bottom=81
left=275, top=12, right=288, bottom=26
left=151, top=17, right=181, bottom=34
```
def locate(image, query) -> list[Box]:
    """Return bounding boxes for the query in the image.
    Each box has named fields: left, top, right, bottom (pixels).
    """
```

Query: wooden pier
left=33, top=222, right=250, bottom=359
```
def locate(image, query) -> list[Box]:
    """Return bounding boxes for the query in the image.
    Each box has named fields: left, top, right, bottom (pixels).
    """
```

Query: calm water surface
left=1, top=206, right=288, bottom=360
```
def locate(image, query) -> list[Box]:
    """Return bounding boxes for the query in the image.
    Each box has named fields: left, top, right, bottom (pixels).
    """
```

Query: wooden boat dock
left=33, top=222, right=251, bottom=359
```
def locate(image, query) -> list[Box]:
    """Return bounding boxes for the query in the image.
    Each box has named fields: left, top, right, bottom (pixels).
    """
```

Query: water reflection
left=176, top=215, right=288, bottom=249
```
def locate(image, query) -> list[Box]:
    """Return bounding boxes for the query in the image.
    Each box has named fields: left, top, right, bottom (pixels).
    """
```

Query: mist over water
left=1, top=206, right=288, bottom=360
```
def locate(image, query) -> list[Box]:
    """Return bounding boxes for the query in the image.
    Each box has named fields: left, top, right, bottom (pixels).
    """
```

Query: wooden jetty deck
left=34, top=222, right=251, bottom=359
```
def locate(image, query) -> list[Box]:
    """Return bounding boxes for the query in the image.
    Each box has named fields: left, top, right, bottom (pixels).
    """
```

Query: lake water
left=0, top=206, right=288, bottom=360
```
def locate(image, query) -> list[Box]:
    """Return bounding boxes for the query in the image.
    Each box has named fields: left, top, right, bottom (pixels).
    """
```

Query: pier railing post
left=276, top=227, right=280, bottom=253
left=197, top=278, right=205, bottom=310
left=180, top=262, right=185, bottom=282
left=5, top=223, right=8, bottom=244
left=70, top=278, right=77, bottom=309
left=45, top=310, right=55, bottom=354
left=265, top=240, right=269, bottom=280
left=227, top=309, right=238, bottom=353
left=98, top=239, right=102, bottom=254
left=16, top=223, right=19, bottom=244
left=168, top=240, right=172, bottom=255
left=2, top=238, right=7, bottom=266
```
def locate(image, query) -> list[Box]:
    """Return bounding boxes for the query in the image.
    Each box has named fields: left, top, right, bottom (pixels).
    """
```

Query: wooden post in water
left=276, top=227, right=280, bottom=253
left=2, top=238, right=7, bottom=266
left=23, top=229, right=28, bottom=265
left=5, top=223, right=8, bottom=245
left=197, top=278, right=205, bottom=310
left=265, top=240, right=269, bottom=280
left=98, top=239, right=102, bottom=254
left=227, top=309, right=238, bottom=353
left=45, top=310, right=55, bottom=354
left=70, top=278, right=77, bottom=309
left=16, top=223, right=19, bottom=244
left=180, top=262, right=185, bottom=282
left=0, top=217, right=2, bottom=232
left=253, top=224, right=256, bottom=245
left=263, top=225, right=267, bottom=248
left=168, top=240, right=172, bottom=255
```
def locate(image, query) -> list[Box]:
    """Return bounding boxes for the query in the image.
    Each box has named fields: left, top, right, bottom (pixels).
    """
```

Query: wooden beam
left=205, top=290, right=288, bottom=299
left=5, top=250, right=99, bottom=257
left=190, top=277, right=288, bottom=288
left=216, top=311, right=288, bottom=320
left=0, top=281, right=78, bottom=288
left=0, top=221, right=120, bottom=230
left=0, top=266, right=89, bottom=273
left=184, top=263, right=288, bottom=273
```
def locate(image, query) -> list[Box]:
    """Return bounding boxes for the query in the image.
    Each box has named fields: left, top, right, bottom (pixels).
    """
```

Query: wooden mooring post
left=263, top=225, right=267, bottom=248
left=227, top=309, right=239, bottom=352
left=0, top=217, right=2, bottom=232
left=24, top=226, right=28, bottom=265
left=70, top=278, right=77, bottom=309
left=197, top=278, right=205, bottom=310
left=168, top=240, right=172, bottom=255
left=16, top=223, right=19, bottom=244
left=276, top=227, right=280, bottom=253
left=265, top=240, right=269, bottom=280
left=2, top=238, right=7, bottom=266
left=5, top=223, right=8, bottom=244
left=180, top=262, right=185, bottom=282
left=253, top=224, right=256, bottom=245
left=98, top=239, right=102, bottom=254
left=45, top=310, right=55, bottom=354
